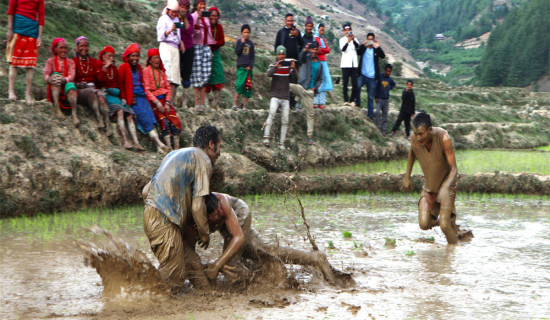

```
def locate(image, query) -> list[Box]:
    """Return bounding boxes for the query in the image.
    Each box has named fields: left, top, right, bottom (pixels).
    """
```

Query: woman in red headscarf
left=96, top=45, right=142, bottom=150
left=43, top=38, right=80, bottom=127
left=6, top=0, right=44, bottom=103
left=73, top=36, right=111, bottom=136
left=119, top=43, right=170, bottom=154
left=205, top=6, right=225, bottom=109
left=143, top=48, right=182, bottom=150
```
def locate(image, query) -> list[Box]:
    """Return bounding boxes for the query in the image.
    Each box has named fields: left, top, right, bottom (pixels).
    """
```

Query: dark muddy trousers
left=392, top=111, right=413, bottom=137
left=341, top=67, right=358, bottom=103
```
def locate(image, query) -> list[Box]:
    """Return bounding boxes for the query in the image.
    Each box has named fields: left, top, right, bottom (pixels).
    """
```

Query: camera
left=175, top=22, right=184, bottom=28
left=348, top=31, right=353, bottom=36
left=281, top=59, right=294, bottom=67
left=201, top=11, right=211, bottom=17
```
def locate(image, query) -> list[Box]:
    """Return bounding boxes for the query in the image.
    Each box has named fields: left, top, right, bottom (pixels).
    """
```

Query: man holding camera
left=339, top=23, right=360, bottom=106
left=356, top=32, right=385, bottom=120
left=275, top=13, right=303, bottom=112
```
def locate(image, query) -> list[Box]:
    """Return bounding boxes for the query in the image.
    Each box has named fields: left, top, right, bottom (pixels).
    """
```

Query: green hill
left=477, top=0, right=550, bottom=87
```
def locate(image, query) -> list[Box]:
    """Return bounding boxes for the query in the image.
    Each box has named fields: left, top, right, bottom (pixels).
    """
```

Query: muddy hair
left=193, top=125, right=220, bottom=149
left=204, top=193, right=219, bottom=214
left=413, top=111, right=432, bottom=129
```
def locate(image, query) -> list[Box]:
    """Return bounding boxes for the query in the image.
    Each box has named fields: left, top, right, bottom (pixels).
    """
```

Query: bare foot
left=158, top=145, right=171, bottom=154
left=123, top=141, right=133, bottom=149
left=105, top=124, right=113, bottom=137
left=8, top=92, right=17, bottom=101
left=97, top=121, right=105, bottom=129
left=134, top=144, right=146, bottom=152
left=72, top=116, right=80, bottom=127
left=55, top=110, right=65, bottom=119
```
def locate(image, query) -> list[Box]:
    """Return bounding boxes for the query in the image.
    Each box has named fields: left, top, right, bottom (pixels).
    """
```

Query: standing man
left=290, top=41, right=323, bottom=145
left=142, top=125, right=222, bottom=287
left=275, top=13, right=303, bottom=112
left=356, top=32, right=385, bottom=120
left=339, top=23, right=359, bottom=106
left=403, top=112, right=459, bottom=244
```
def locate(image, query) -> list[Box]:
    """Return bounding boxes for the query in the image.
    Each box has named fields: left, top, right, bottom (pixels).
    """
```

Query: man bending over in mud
left=142, top=125, right=222, bottom=288
left=197, top=192, right=339, bottom=284
left=403, top=111, right=460, bottom=244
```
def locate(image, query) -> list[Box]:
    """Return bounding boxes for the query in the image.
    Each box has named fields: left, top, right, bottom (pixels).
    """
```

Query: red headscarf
left=122, top=43, right=140, bottom=62
left=98, top=45, right=115, bottom=63
left=208, top=6, right=220, bottom=15
left=51, top=38, right=66, bottom=55
left=146, top=48, right=165, bottom=71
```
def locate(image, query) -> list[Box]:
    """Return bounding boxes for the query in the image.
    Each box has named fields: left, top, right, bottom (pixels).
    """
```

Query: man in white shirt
left=339, top=23, right=360, bottom=106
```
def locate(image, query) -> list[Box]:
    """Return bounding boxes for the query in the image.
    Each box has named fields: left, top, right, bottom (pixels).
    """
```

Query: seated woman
left=72, top=36, right=111, bottom=135
left=96, top=45, right=143, bottom=151
left=118, top=43, right=170, bottom=154
left=43, top=38, right=79, bottom=127
left=143, top=48, right=182, bottom=150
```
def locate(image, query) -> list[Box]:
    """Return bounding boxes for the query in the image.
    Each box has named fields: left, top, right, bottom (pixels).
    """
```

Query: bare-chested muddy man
left=403, top=111, right=460, bottom=244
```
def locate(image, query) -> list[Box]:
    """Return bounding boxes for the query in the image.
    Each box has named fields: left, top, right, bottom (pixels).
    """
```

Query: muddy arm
left=205, top=198, right=244, bottom=279
left=142, top=181, right=151, bottom=201
left=403, top=149, right=416, bottom=190
left=438, top=133, right=458, bottom=199
left=191, top=196, right=210, bottom=249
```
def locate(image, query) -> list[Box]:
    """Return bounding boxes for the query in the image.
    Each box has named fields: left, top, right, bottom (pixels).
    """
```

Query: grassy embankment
left=304, top=149, right=550, bottom=175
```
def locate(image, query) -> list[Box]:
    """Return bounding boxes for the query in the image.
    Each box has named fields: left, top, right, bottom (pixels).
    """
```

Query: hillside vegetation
left=477, top=0, right=550, bottom=87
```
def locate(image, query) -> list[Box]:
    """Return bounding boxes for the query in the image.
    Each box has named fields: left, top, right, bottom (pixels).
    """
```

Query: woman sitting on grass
left=118, top=43, right=170, bottom=154
left=96, top=45, right=142, bottom=151
left=143, top=48, right=182, bottom=150
left=43, top=38, right=79, bottom=127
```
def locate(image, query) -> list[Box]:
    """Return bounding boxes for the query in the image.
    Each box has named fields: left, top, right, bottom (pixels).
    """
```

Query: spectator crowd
left=6, top=0, right=417, bottom=153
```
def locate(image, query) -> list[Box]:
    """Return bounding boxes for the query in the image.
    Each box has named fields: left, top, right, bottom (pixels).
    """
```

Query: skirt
left=152, top=95, right=182, bottom=136
left=208, top=49, right=225, bottom=89
left=190, top=45, right=212, bottom=88
left=159, top=42, right=181, bottom=85
left=104, top=88, right=135, bottom=121
left=131, top=93, right=157, bottom=134
left=6, top=34, right=38, bottom=68
left=235, top=67, right=253, bottom=98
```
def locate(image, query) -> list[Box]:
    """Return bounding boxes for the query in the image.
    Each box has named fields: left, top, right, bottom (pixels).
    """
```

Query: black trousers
left=179, top=46, right=195, bottom=88
left=392, top=111, right=413, bottom=136
left=341, top=67, right=358, bottom=103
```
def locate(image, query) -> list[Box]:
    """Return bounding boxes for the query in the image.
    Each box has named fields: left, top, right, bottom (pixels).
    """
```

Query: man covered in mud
left=142, top=125, right=222, bottom=288
left=403, top=111, right=460, bottom=244
left=198, top=192, right=340, bottom=284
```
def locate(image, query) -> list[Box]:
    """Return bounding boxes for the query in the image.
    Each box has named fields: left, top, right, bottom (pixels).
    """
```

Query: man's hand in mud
left=220, top=264, right=239, bottom=279
left=402, top=176, right=412, bottom=191
left=205, top=263, right=219, bottom=280
left=198, top=235, right=210, bottom=249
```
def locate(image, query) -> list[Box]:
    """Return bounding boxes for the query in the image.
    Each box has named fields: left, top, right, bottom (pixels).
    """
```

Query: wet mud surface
left=1, top=193, right=549, bottom=319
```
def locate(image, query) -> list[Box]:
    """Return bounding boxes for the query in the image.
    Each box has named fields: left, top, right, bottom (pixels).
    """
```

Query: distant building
left=321, top=15, right=330, bottom=19
left=435, top=34, right=445, bottom=40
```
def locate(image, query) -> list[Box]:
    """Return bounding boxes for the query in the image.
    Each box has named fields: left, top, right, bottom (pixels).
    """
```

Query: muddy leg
left=173, top=135, right=180, bottom=150
left=440, top=209, right=458, bottom=244
left=127, top=116, right=145, bottom=151
left=98, top=96, right=112, bottom=136
left=116, top=110, right=131, bottom=148
left=49, top=85, right=65, bottom=118
left=8, top=66, right=17, bottom=100
left=25, top=68, right=34, bottom=103
left=67, top=90, right=79, bottom=127
left=183, top=242, right=210, bottom=289
left=418, top=196, right=439, bottom=230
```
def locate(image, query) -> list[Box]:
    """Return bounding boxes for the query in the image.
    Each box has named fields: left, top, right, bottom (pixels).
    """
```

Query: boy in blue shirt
left=374, top=64, right=396, bottom=134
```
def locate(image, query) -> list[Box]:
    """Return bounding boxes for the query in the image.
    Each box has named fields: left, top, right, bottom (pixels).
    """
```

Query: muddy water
left=1, top=194, right=549, bottom=319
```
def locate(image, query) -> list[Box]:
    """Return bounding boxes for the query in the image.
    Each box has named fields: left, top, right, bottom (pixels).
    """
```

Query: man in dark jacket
left=274, top=13, right=303, bottom=111
left=356, top=32, right=385, bottom=120
left=290, top=41, right=323, bottom=145
left=390, top=80, right=416, bottom=138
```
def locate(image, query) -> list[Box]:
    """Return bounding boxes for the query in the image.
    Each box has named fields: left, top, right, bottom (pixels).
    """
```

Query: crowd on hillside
left=6, top=0, right=417, bottom=153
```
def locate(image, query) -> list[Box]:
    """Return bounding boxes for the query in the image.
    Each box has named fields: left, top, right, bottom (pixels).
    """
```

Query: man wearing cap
left=339, top=23, right=360, bottom=106
left=356, top=32, right=385, bottom=120
left=290, top=41, right=323, bottom=145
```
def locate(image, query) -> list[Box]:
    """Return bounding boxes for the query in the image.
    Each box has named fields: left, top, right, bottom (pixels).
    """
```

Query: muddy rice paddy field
left=1, top=191, right=549, bottom=320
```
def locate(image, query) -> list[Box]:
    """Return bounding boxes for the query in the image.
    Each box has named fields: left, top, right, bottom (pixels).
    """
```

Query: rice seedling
left=342, top=231, right=353, bottom=238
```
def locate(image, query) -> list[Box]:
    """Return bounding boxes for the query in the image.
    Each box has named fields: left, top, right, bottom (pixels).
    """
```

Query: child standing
left=375, top=64, right=396, bottom=134
left=233, top=24, right=254, bottom=112
left=263, top=46, right=297, bottom=150
left=390, top=80, right=415, bottom=138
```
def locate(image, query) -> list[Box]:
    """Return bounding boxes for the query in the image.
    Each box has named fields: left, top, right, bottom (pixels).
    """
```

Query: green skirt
left=235, top=67, right=253, bottom=98
left=209, top=50, right=225, bottom=86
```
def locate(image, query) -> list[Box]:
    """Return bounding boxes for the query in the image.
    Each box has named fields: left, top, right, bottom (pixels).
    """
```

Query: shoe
left=307, top=136, right=314, bottom=145
left=231, top=105, right=237, bottom=111
left=279, top=144, right=285, bottom=151
left=389, top=131, right=396, bottom=137
left=290, top=104, right=297, bottom=113
left=319, top=105, right=325, bottom=110
left=263, top=137, right=270, bottom=147
left=313, top=104, right=318, bottom=109
left=241, top=107, right=248, bottom=112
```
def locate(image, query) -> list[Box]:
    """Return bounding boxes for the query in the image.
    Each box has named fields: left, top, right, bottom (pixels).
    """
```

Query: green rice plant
left=385, top=238, right=396, bottom=246
left=342, top=231, right=353, bottom=238
left=406, top=250, right=415, bottom=256
left=327, top=240, right=335, bottom=249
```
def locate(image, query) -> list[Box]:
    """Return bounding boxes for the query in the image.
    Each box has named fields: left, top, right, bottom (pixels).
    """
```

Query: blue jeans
left=356, top=75, right=376, bottom=119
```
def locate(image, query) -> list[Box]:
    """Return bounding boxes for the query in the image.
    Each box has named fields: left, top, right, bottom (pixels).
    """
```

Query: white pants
left=264, top=97, right=289, bottom=145
left=159, top=42, right=181, bottom=85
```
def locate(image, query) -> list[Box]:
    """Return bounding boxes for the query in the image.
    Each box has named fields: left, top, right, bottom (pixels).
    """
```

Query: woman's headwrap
left=146, top=48, right=165, bottom=71
left=75, top=36, right=88, bottom=47
left=163, top=0, right=179, bottom=15
left=208, top=6, right=220, bottom=16
left=99, top=45, right=115, bottom=63
left=51, top=38, right=66, bottom=55
left=122, top=43, right=140, bottom=62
